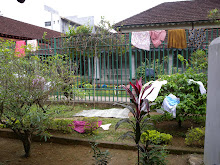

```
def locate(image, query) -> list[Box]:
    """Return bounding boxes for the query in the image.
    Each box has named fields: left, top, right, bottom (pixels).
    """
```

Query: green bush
left=47, top=119, right=73, bottom=133
left=141, top=130, right=173, bottom=145
left=185, top=127, right=205, bottom=147
left=140, top=145, right=168, bottom=165
left=82, top=117, right=99, bottom=135
left=0, top=124, right=6, bottom=128
left=136, top=57, right=168, bottom=80
left=153, top=68, right=207, bottom=127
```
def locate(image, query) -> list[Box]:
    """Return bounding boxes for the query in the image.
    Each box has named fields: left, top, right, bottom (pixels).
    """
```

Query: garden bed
left=0, top=104, right=205, bottom=164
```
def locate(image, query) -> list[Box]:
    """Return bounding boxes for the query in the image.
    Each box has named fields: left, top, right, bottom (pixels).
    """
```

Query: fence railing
left=35, top=28, right=218, bottom=103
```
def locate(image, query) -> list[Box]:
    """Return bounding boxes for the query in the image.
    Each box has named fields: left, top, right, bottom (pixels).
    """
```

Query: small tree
left=115, top=78, right=154, bottom=164
left=0, top=40, right=74, bottom=157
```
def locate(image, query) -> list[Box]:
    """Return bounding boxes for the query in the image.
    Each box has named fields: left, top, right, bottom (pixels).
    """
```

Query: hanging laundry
left=15, top=40, right=26, bottom=57
left=141, top=80, right=167, bottom=102
left=162, top=93, right=180, bottom=118
left=168, top=29, right=187, bottom=49
left=150, top=30, right=166, bottom=48
left=188, top=79, right=206, bottom=95
left=188, top=28, right=206, bottom=49
left=131, top=31, right=150, bottom=51
left=27, top=39, right=38, bottom=51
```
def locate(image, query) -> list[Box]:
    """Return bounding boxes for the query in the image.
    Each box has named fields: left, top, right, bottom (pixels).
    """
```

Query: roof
left=115, top=0, right=220, bottom=29
left=60, top=16, right=82, bottom=26
left=0, top=16, right=63, bottom=40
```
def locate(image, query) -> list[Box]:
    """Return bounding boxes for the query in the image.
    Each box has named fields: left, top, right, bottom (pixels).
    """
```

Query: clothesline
left=131, top=28, right=207, bottom=51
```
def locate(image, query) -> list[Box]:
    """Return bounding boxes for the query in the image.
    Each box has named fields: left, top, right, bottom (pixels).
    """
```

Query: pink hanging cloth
left=131, top=31, right=150, bottom=51
left=150, top=30, right=166, bottom=48
left=15, top=40, right=26, bottom=57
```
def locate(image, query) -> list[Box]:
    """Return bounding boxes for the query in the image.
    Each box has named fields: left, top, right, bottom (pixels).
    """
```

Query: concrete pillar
left=94, top=56, right=100, bottom=79
left=168, top=54, right=173, bottom=75
left=88, top=57, right=91, bottom=76
left=132, top=54, right=135, bottom=79
left=204, top=37, right=220, bottom=165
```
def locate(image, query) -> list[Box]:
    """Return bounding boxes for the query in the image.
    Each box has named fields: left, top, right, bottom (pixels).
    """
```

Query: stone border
left=0, top=128, right=204, bottom=154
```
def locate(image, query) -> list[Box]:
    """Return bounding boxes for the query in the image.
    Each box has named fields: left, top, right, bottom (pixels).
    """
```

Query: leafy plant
left=90, top=142, right=110, bottom=165
left=141, top=130, right=172, bottom=145
left=190, top=49, right=208, bottom=71
left=115, top=78, right=155, bottom=164
left=208, top=8, right=220, bottom=23
left=66, top=24, right=93, bottom=37
left=47, top=119, right=73, bottom=133
left=153, top=59, right=207, bottom=127
left=136, top=57, right=168, bottom=81
left=140, top=145, right=168, bottom=165
left=0, top=40, right=74, bottom=157
left=185, top=127, right=205, bottom=147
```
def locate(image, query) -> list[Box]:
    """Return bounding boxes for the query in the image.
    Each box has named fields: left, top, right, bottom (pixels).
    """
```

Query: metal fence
left=36, top=28, right=219, bottom=103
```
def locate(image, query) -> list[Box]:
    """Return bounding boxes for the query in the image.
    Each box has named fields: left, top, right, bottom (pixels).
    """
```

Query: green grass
left=42, top=104, right=133, bottom=143
left=43, top=104, right=158, bottom=144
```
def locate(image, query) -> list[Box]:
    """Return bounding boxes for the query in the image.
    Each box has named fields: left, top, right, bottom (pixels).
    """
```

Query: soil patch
left=0, top=137, right=190, bottom=165
left=155, top=119, right=204, bottom=136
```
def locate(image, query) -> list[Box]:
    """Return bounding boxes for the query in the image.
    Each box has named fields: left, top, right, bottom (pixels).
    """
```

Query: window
left=45, top=21, right=51, bottom=26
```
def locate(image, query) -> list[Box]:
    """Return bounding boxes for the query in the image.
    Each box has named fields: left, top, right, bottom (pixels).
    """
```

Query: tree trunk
left=22, top=131, right=32, bottom=157
left=178, top=119, right=182, bottom=128
left=13, top=129, right=32, bottom=157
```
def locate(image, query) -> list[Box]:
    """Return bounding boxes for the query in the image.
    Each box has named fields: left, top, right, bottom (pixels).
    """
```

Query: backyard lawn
left=0, top=104, right=205, bottom=164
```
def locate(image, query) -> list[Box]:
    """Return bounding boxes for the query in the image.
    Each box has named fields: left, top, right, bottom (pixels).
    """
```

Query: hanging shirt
left=150, top=30, right=166, bottom=48
left=141, top=80, right=167, bottom=102
left=162, top=93, right=180, bottom=118
left=131, top=31, right=150, bottom=51
left=168, top=29, right=187, bottom=49
left=188, top=28, right=206, bottom=49
left=27, top=39, right=38, bottom=51
left=15, top=40, right=26, bottom=57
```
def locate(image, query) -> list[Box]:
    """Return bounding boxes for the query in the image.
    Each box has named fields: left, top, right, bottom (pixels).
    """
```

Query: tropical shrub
left=141, top=130, right=172, bottom=145
left=115, top=78, right=168, bottom=164
left=153, top=67, right=207, bottom=127
left=185, top=127, right=205, bottom=147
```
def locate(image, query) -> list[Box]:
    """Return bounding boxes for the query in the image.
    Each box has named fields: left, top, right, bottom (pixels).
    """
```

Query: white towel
left=73, top=108, right=130, bottom=119
left=27, top=39, right=38, bottom=51
left=100, top=124, right=111, bottom=130
left=188, top=79, right=206, bottom=95
left=131, top=31, right=150, bottom=51
left=141, top=80, right=167, bottom=101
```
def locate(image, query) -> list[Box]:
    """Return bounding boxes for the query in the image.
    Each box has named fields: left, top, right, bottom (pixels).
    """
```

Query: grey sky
left=0, top=0, right=187, bottom=27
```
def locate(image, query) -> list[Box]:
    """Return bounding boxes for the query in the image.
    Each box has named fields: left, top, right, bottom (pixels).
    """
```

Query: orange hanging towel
left=168, top=29, right=187, bottom=49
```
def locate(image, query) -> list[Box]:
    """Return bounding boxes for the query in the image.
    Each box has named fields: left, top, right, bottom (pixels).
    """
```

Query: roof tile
left=0, top=16, right=63, bottom=39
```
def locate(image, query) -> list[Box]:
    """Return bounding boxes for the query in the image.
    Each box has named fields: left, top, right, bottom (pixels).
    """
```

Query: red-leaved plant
left=115, top=78, right=154, bottom=164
